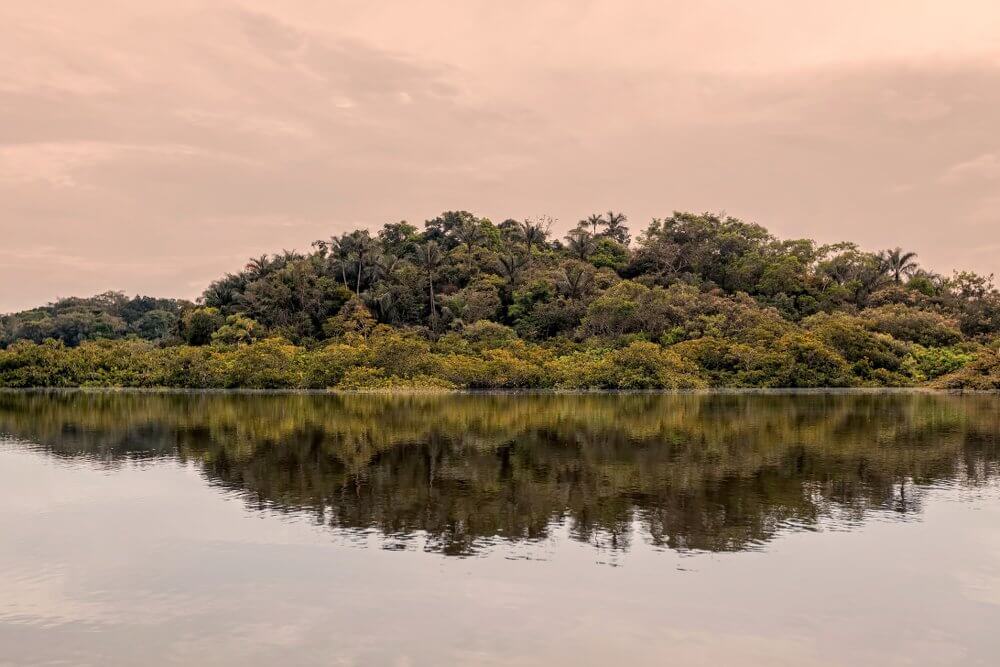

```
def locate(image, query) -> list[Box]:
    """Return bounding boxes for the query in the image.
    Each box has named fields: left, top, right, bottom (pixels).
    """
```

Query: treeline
left=2, top=210, right=999, bottom=389
left=0, top=292, right=191, bottom=347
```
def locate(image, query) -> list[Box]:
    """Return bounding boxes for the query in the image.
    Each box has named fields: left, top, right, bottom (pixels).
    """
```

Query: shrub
left=301, top=343, right=369, bottom=389
left=550, top=341, right=706, bottom=389
left=932, top=346, right=1000, bottom=390
left=861, top=304, right=961, bottom=347
left=904, top=345, right=976, bottom=382
left=804, top=312, right=910, bottom=381
left=748, top=333, right=855, bottom=388
left=216, top=338, right=303, bottom=388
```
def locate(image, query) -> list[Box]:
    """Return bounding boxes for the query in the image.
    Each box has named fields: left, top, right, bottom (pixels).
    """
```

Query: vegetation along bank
left=2, top=211, right=999, bottom=389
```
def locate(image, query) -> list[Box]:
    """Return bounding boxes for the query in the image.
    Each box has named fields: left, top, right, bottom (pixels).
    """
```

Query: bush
left=215, top=338, right=302, bottom=388
left=904, top=345, right=976, bottom=382
left=860, top=305, right=961, bottom=347
left=747, top=333, right=855, bottom=388
left=804, top=312, right=910, bottom=382
left=550, top=341, right=706, bottom=389
left=301, top=343, right=370, bottom=389
left=150, top=345, right=221, bottom=388
left=932, top=348, right=1000, bottom=389
left=0, top=340, right=78, bottom=387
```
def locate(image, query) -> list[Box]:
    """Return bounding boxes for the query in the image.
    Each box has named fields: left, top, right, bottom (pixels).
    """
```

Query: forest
left=2, top=210, right=999, bottom=389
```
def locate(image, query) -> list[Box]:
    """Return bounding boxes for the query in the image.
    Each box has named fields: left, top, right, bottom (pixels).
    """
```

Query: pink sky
left=2, top=1, right=1000, bottom=312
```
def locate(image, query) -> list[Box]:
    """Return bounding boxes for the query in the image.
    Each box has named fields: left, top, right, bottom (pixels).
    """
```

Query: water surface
left=1, top=391, right=999, bottom=665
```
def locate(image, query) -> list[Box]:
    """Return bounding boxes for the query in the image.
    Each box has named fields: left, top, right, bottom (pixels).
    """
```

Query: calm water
left=1, top=391, right=999, bottom=666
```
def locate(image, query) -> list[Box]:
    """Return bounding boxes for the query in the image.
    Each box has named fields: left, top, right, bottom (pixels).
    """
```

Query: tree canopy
left=3, top=210, right=999, bottom=389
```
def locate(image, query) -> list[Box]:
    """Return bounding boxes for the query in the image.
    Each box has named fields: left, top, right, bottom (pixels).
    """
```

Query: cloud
left=941, top=153, right=1000, bottom=184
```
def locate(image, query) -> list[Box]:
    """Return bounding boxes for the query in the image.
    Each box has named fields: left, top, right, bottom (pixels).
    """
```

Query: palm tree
left=557, top=261, right=593, bottom=300
left=347, top=230, right=375, bottom=295
left=882, top=247, right=919, bottom=283
left=518, top=220, right=547, bottom=253
left=274, top=249, right=303, bottom=269
left=372, top=252, right=401, bottom=282
left=582, top=214, right=603, bottom=236
left=415, top=241, right=442, bottom=322
left=245, top=255, right=272, bottom=278
left=495, top=251, right=528, bottom=294
left=565, top=228, right=595, bottom=261
left=453, top=220, right=484, bottom=254
left=601, top=210, right=630, bottom=245
left=313, top=235, right=351, bottom=288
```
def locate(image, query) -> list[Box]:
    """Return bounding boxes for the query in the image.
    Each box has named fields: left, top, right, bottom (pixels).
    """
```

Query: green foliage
left=804, top=312, right=912, bottom=383
left=5, top=209, right=1000, bottom=388
left=588, top=237, right=629, bottom=270
left=215, top=338, right=303, bottom=388
left=183, top=307, right=225, bottom=346
left=905, top=345, right=976, bottom=382
left=933, top=346, right=1000, bottom=390
left=322, top=299, right=376, bottom=340
left=0, top=292, right=189, bottom=347
left=550, top=341, right=705, bottom=389
left=861, top=304, right=962, bottom=347
left=211, top=315, right=261, bottom=347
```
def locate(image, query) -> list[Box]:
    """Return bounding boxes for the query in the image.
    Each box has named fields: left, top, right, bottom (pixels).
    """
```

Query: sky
left=2, top=1, right=1000, bottom=313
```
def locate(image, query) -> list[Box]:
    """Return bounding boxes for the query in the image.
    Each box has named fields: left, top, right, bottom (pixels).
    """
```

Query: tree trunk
left=428, top=276, right=436, bottom=320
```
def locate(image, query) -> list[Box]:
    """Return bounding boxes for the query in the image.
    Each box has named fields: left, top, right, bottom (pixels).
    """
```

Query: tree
left=346, top=230, right=376, bottom=295
left=245, top=255, right=273, bottom=279
left=495, top=251, right=529, bottom=303
left=517, top=219, right=549, bottom=253
left=377, top=221, right=419, bottom=257
left=565, top=228, right=595, bottom=261
left=882, top=248, right=919, bottom=284
left=556, top=260, right=594, bottom=300
left=415, top=241, right=443, bottom=323
left=313, top=235, right=352, bottom=289
left=211, top=314, right=260, bottom=347
left=135, top=309, right=178, bottom=341
left=601, top=210, right=630, bottom=245
left=582, top=213, right=603, bottom=236
left=183, top=308, right=225, bottom=346
left=454, top=219, right=485, bottom=254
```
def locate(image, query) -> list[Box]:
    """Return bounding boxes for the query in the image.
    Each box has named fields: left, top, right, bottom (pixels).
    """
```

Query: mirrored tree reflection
left=1, top=391, right=997, bottom=555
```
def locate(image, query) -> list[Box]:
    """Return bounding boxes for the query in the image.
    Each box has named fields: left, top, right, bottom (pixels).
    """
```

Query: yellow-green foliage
left=0, top=326, right=990, bottom=390
left=804, top=312, right=913, bottom=385
left=933, top=345, right=1000, bottom=390
left=549, top=341, right=705, bottom=389
left=860, top=304, right=962, bottom=347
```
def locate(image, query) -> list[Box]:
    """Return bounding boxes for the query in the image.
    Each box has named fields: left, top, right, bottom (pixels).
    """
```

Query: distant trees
left=0, top=292, right=189, bottom=347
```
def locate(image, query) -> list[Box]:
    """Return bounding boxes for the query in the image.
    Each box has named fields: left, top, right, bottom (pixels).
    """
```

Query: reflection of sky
left=2, top=443, right=999, bottom=666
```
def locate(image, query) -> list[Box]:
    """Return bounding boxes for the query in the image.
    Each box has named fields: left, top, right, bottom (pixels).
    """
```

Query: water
left=1, top=391, right=998, bottom=666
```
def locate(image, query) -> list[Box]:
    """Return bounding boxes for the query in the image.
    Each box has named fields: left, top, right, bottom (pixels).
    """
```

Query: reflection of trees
left=1, top=391, right=997, bottom=554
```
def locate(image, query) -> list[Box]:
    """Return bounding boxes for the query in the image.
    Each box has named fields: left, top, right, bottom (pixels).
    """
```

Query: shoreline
left=1, top=386, right=995, bottom=395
